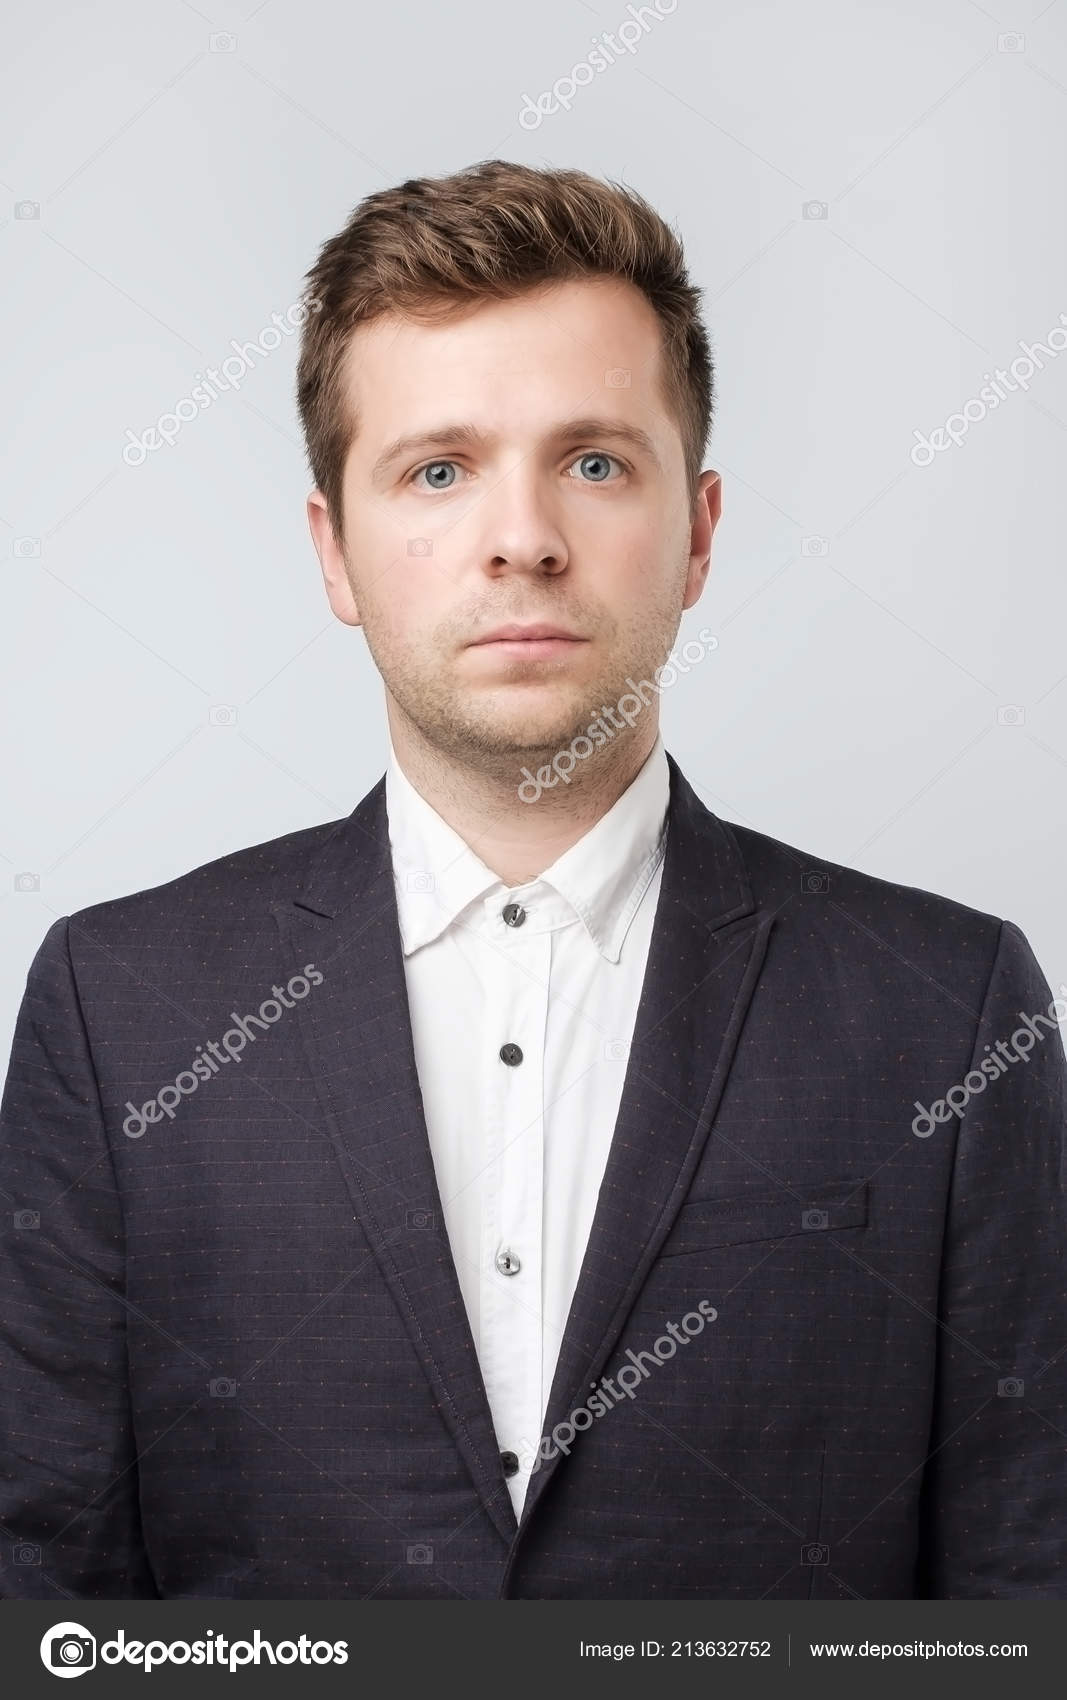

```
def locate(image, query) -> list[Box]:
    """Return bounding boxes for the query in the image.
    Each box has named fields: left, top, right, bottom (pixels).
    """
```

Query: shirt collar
left=386, top=734, right=669, bottom=963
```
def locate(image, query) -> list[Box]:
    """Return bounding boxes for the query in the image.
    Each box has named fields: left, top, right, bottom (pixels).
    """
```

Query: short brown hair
left=295, top=159, right=714, bottom=544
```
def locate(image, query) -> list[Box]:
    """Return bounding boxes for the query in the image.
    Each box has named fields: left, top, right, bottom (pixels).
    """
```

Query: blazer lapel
left=516, top=754, right=774, bottom=1531
left=271, top=780, right=519, bottom=1546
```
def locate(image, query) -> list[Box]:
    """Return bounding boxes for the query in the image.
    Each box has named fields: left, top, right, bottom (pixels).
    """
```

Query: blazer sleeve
left=917, top=918, right=1067, bottom=1597
left=0, top=916, right=159, bottom=1598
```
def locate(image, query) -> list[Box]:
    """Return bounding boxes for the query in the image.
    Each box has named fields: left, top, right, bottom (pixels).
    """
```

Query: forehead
left=341, top=277, right=671, bottom=435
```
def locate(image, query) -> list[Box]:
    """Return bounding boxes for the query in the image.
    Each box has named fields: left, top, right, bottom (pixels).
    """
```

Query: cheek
left=346, top=529, right=413, bottom=614
left=359, top=574, right=446, bottom=657
left=611, top=541, right=669, bottom=598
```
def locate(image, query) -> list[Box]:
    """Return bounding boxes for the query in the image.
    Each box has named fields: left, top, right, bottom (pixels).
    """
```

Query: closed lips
left=471, top=624, right=585, bottom=643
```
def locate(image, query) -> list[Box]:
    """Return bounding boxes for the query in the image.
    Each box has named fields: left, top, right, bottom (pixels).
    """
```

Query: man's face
left=308, top=277, right=720, bottom=775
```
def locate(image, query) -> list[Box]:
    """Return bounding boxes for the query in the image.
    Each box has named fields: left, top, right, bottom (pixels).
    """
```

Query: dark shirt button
left=501, top=1450, right=520, bottom=1477
left=499, top=1043, right=523, bottom=1066
left=502, top=902, right=527, bottom=928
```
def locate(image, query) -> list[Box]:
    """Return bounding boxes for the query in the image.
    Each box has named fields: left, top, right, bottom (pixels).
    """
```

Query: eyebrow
left=369, top=416, right=662, bottom=485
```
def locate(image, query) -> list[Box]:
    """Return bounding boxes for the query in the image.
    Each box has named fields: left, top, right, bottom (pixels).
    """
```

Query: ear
left=307, top=489, right=361, bottom=627
left=682, top=469, right=721, bottom=612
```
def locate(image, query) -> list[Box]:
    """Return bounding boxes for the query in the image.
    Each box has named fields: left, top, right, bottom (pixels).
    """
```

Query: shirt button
left=502, top=902, right=526, bottom=928
left=495, top=1248, right=521, bottom=1275
left=501, top=1450, right=520, bottom=1477
left=499, top=1042, right=523, bottom=1066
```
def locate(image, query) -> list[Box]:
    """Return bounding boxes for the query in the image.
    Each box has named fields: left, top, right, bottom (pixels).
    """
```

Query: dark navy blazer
left=2, top=753, right=1065, bottom=1599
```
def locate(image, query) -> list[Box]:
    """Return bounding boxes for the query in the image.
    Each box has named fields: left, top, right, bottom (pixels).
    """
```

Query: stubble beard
left=357, top=554, right=689, bottom=783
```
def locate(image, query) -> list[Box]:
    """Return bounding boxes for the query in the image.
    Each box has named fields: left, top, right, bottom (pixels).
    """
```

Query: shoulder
left=60, top=813, right=353, bottom=965
left=720, top=812, right=1009, bottom=995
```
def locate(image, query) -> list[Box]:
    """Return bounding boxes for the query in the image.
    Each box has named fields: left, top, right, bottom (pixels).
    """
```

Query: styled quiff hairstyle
left=295, top=159, right=714, bottom=546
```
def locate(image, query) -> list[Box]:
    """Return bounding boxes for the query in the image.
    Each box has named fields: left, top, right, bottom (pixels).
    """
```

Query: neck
left=386, top=703, right=660, bottom=887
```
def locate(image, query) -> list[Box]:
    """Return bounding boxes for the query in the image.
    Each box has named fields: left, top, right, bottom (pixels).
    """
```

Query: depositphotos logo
left=39, top=1622, right=349, bottom=1676
left=40, top=1624, right=95, bottom=1678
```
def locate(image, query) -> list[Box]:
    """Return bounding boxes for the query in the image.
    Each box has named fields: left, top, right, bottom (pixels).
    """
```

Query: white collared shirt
left=385, top=736, right=669, bottom=1519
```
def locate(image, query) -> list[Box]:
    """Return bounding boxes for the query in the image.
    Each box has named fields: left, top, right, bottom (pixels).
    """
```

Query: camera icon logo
left=801, top=535, right=829, bottom=557
left=996, top=704, right=1025, bottom=727
left=407, top=1543, right=434, bottom=1564
left=801, top=871, right=830, bottom=894
left=209, top=1376, right=238, bottom=1397
left=15, top=201, right=40, bottom=220
left=997, top=1377, right=1024, bottom=1397
left=14, top=1210, right=40, bottom=1230
left=801, top=1542, right=829, bottom=1564
left=14, top=537, right=41, bottom=557
left=604, top=1039, right=630, bottom=1060
left=405, top=1207, right=435, bottom=1230
left=14, top=1541, right=41, bottom=1563
left=210, top=31, right=237, bottom=51
left=997, top=32, right=1025, bottom=52
left=208, top=705, right=237, bottom=727
left=14, top=872, right=40, bottom=893
left=40, top=1622, right=96, bottom=1677
left=407, top=537, right=433, bottom=557
left=802, top=201, right=829, bottom=220
left=802, top=1208, right=829, bottom=1231
left=405, top=869, right=435, bottom=893
left=605, top=368, right=631, bottom=388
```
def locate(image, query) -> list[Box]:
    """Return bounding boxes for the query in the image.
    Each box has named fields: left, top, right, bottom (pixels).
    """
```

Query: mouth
left=467, top=623, right=589, bottom=659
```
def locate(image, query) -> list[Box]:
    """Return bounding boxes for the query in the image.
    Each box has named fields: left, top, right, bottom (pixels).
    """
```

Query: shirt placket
left=479, top=898, right=548, bottom=1478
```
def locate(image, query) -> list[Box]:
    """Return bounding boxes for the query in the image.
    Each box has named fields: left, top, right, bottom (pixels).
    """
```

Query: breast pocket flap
left=658, top=1177, right=869, bottom=1256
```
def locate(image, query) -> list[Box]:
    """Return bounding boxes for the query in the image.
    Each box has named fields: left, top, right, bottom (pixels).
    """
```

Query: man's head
left=298, top=159, right=721, bottom=783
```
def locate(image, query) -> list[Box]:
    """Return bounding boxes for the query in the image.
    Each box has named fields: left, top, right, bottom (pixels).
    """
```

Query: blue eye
left=410, top=452, right=623, bottom=489
left=412, top=461, right=458, bottom=490
left=568, top=452, right=621, bottom=483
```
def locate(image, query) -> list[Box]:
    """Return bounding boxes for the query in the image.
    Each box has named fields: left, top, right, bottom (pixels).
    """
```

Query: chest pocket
left=658, top=1177, right=869, bottom=1256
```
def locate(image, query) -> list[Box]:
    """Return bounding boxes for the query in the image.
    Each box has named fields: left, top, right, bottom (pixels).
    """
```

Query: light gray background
left=2, top=0, right=1066, bottom=1067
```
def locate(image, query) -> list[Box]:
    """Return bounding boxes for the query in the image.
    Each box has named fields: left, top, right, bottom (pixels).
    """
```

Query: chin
left=458, top=707, right=585, bottom=760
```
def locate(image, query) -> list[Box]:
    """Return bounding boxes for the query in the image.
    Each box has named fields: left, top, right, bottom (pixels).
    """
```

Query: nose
left=474, top=462, right=569, bottom=578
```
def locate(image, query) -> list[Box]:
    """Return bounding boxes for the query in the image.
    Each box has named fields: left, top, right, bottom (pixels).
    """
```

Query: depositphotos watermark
left=39, top=1622, right=348, bottom=1675
left=517, top=626, right=717, bottom=802
left=909, top=309, right=1067, bottom=465
left=121, top=294, right=322, bottom=466
left=911, top=982, right=1067, bottom=1136
left=516, top=1299, right=718, bottom=1472
left=519, top=0, right=678, bottom=129
left=122, top=965, right=323, bottom=1137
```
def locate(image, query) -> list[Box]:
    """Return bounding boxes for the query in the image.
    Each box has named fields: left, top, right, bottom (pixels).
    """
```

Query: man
left=1, top=160, right=1064, bottom=1601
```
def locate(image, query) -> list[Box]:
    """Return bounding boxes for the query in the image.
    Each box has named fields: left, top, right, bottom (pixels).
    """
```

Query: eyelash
left=407, top=451, right=628, bottom=490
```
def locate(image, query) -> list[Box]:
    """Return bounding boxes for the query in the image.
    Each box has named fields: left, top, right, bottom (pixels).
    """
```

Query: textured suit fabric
left=1, top=752, right=1064, bottom=1600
